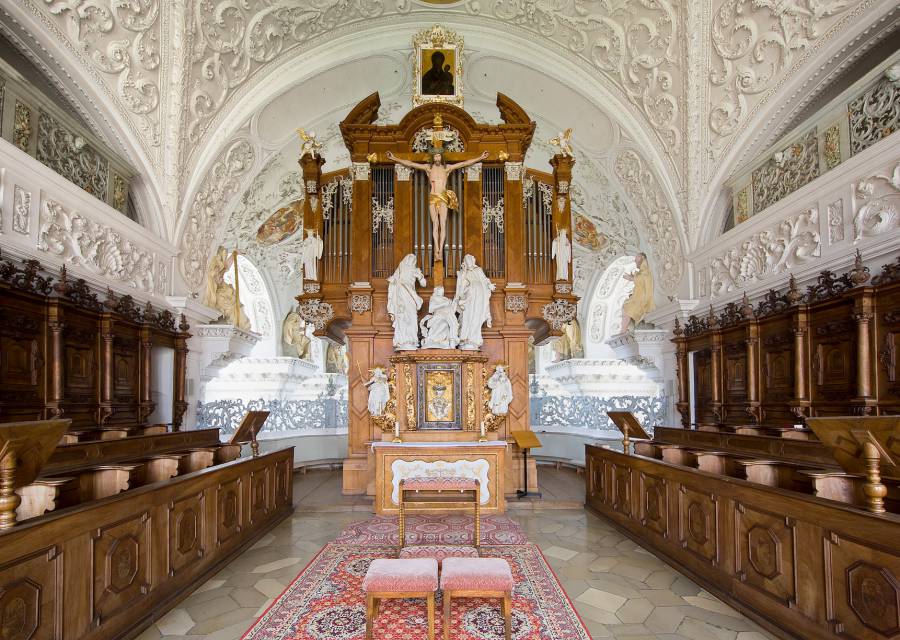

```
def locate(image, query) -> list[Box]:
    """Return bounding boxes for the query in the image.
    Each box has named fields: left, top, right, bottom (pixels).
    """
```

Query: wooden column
left=139, top=324, right=153, bottom=424
left=853, top=289, right=876, bottom=414
left=45, top=299, right=65, bottom=419
left=464, top=162, right=484, bottom=266
left=350, top=161, right=372, bottom=284
left=708, top=311, right=724, bottom=424
left=673, top=322, right=690, bottom=428
left=550, top=154, right=575, bottom=284
left=503, top=162, right=525, bottom=284
left=300, top=154, right=326, bottom=286
left=98, top=314, right=115, bottom=425
left=394, top=164, right=414, bottom=265
left=791, top=307, right=811, bottom=420
left=173, top=316, right=190, bottom=431
left=746, top=322, right=761, bottom=423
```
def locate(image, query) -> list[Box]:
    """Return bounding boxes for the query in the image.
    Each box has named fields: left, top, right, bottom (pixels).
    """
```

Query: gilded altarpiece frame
left=417, top=362, right=462, bottom=430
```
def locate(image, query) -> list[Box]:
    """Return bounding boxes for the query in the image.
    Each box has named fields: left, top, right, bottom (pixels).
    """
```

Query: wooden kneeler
left=440, top=557, right=513, bottom=640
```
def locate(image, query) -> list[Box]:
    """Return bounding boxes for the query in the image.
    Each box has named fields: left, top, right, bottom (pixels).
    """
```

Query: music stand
left=608, top=411, right=651, bottom=454
left=0, top=419, right=71, bottom=529
left=230, top=411, right=270, bottom=457
left=510, top=430, right=542, bottom=499
left=806, top=416, right=899, bottom=514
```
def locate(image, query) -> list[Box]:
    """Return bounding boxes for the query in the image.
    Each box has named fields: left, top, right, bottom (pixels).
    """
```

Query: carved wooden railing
left=0, top=57, right=135, bottom=217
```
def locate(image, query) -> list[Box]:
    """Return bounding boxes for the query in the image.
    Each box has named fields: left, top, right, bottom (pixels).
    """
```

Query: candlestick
left=393, top=420, right=401, bottom=443
left=479, top=420, right=487, bottom=442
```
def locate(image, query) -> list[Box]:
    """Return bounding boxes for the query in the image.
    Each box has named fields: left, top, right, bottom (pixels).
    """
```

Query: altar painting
left=417, top=362, right=462, bottom=430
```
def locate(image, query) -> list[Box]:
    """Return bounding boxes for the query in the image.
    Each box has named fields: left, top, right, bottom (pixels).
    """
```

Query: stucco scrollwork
left=708, top=208, right=821, bottom=297
left=38, top=199, right=157, bottom=293
left=297, top=299, right=334, bottom=330
left=179, top=139, right=256, bottom=292
left=542, top=299, right=577, bottom=331
left=40, top=0, right=161, bottom=146
left=613, top=149, right=683, bottom=294
left=853, top=163, right=900, bottom=242
left=751, top=129, right=820, bottom=214
left=708, top=0, right=858, bottom=162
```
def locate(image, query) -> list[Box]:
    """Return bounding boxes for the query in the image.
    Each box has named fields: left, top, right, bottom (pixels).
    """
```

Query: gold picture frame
left=413, top=25, right=464, bottom=108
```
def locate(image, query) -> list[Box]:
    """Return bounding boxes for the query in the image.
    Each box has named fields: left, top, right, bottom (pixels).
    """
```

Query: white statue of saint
left=420, top=286, right=459, bottom=349
left=487, top=365, right=513, bottom=416
left=282, top=310, right=311, bottom=360
left=301, top=229, right=323, bottom=281
left=365, top=367, right=390, bottom=416
left=387, top=254, right=427, bottom=350
left=551, top=228, right=571, bottom=281
left=454, top=254, right=495, bottom=351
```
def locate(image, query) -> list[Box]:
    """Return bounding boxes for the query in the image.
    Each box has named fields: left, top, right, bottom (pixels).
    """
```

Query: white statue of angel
left=297, top=128, right=322, bottom=160
left=549, top=128, right=574, bottom=158
left=487, top=365, right=513, bottom=416
left=365, top=367, right=390, bottom=416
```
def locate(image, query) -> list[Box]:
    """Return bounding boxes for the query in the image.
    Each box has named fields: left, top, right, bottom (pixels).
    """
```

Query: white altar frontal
left=372, top=441, right=507, bottom=515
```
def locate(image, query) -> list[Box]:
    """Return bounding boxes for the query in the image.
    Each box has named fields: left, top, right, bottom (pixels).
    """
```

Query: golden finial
left=433, top=113, right=443, bottom=128
left=366, top=152, right=378, bottom=163
left=498, top=151, right=509, bottom=162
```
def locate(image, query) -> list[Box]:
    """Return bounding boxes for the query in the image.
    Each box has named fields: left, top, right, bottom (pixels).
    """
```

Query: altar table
left=372, top=441, right=507, bottom=515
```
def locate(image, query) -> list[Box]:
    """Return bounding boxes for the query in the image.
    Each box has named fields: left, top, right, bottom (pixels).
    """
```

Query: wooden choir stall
left=0, top=254, right=294, bottom=640
left=294, top=89, right=578, bottom=510
left=585, top=255, right=900, bottom=640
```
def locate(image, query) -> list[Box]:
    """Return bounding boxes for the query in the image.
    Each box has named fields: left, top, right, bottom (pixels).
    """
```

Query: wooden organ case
left=296, top=93, right=578, bottom=495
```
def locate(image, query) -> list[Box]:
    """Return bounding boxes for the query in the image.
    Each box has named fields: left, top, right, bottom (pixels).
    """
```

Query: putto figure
left=296, top=128, right=322, bottom=159
left=387, top=254, right=427, bottom=350
left=454, top=254, right=495, bottom=351
left=387, top=149, right=488, bottom=260
left=549, top=128, right=574, bottom=157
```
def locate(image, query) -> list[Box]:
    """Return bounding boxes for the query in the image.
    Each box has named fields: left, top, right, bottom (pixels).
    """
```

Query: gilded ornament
left=13, top=101, right=32, bottom=151
left=371, top=367, right=398, bottom=433
left=465, top=362, right=476, bottom=431
left=481, top=364, right=506, bottom=432
left=404, top=363, right=415, bottom=429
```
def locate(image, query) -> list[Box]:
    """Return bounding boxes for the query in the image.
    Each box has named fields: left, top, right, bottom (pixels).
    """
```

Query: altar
left=372, top=440, right=507, bottom=515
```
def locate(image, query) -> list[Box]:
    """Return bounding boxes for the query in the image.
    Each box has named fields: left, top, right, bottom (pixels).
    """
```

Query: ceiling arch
left=177, top=19, right=688, bottom=298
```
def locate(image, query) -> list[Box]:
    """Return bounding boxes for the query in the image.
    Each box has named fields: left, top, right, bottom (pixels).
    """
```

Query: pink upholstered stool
left=398, top=544, right=479, bottom=567
left=362, top=557, right=438, bottom=640
left=440, top=557, right=514, bottom=640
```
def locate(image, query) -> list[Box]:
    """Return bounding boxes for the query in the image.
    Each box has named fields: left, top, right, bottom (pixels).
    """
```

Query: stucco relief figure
left=297, top=128, right=322, bottom=160
left=387, top=254, right=427, bottom=350
left=365, top=367, right=390, bottom=416
left=551, top=228, right=572, bottom=281
left=454, top=254, right=495, bottom=351
left=420, top=286, right=459, bottom=349
left=282, top=310, right=311, bottom=360
left=552, top=319, right=583, bottom=362
left=202, top=246, right=251, bottom=331
left=387, top=149, right=488, bottom=260
left=487, top=365, right=513, bottom=416
left=620, top=253, right=656, bottom=333
left=301, top=229, right=324, bottom=281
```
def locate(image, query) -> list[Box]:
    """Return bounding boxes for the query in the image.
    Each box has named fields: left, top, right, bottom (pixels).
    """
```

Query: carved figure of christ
left=387, top=150, right=489, bottom=260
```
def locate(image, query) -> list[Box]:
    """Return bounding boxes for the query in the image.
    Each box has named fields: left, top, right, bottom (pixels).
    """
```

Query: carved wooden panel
left=734, top=502, right=797, bottom=606
left=877, top=299, right=900, bottom=414
left=693, top=348, right=715, bottom=424
left=91, top=513, right=151, bottom=626
left=168, top=493, right=205, bottom=577
left=759, top=321, right=794, bottom=424
left=639, top=471, right=668, bottom=539
left=249, top=468, right=270, bottom=525
left=0, top=302, right=45, bottom=421
left=825, top=532, right=900, bottom=639
left=0, top=547, right=61, bottom=640
left=586, top=455, right=606, bottom=507
left=274, top=458, right=291, bottom=507
left=216, top=478, right=242, bottom=547
left=678, top=484, right=718, bottom=566
left=611, top=462, right=632, bottom=518
left=810, top=306, right=857, bottom=414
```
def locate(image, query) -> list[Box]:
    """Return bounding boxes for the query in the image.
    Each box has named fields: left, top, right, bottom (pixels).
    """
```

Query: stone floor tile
left=136, top=625, right=161, bottom=640
left=607, top=623, right=653, bottom=636
left=184, top=596, right=237, bottom=623
left=682, top=596, right=744, bottom=618
left=590, top=556, right=620, bottom=572
left=230, top=587, right=269, bottom=608
left=644, top=607, right=686, bottom=633
left=641, top=589, right=690, bottom=607
left=155, top=608, right=194, bottom=636
left=676, top=617, right=737, bottom=640
left=669, top=575, right=703, bottom=596
left=611, top=562, right=654, bottom=582
left=193, top=578, right=227, bottom=594
left=616, top=598, right=655, bottom=624
left=645, top=570, right=678, bottom=589
left=254, top=578, right=288, bottom=599
left=576, top=587, right=628, bottom=612
left=188, top=607, right=261, bottom=635
left=542, top=545, right=580, bottom=561
left=251, top=557, right=302, bottom=573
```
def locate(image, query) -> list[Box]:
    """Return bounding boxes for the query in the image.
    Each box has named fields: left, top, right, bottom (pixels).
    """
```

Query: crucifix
left=387, top=114, right=487, bottom=262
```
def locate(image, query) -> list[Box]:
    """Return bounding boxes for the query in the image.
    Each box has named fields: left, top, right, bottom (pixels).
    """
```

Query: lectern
left=510, top=430, right=542, bottom=499
left=230, top=411, right=270, bottom=457
left=607, top=411, right=651, bottom=454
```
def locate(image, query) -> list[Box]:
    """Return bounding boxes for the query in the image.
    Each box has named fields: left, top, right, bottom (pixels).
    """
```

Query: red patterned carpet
left=241, top=543, right=591, bottom=640
left=334, top=514, right=528, bottom=546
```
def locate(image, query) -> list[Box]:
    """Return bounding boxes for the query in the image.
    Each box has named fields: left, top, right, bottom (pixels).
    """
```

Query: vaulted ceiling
left=2, top=0, right=898, bottom=298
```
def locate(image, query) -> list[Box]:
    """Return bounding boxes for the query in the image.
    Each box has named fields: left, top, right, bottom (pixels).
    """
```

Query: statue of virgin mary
left=454, top=254, right=495, bottom=351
